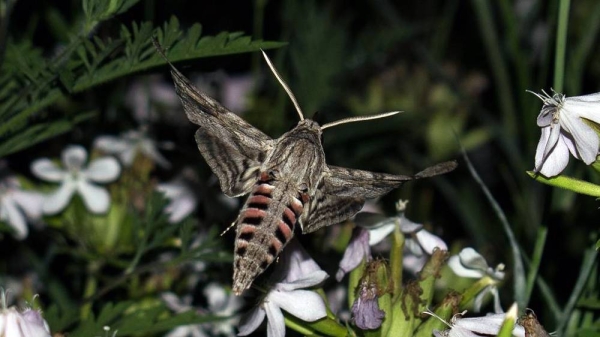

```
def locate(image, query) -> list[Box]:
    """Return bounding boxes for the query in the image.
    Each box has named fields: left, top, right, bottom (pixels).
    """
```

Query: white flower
left=94, top=128, right=173, bottom=168
left=367, top=201, right=447, bottom=254
left=448, top=247, right=505, bottom=313
left=338, top=201, right=447, bottom=280
left=0, top=177, right=43, bottom=239
left=161, top=283, right=243, bottom=337
left=0, top=306, right=52, bottom=337
left=31, top=145, right=121, bottom=214
left=428, top=306, right=525, bottom=337
left=125, top=75, right=183, bottom=124
left=157, top=179, right=196, bottom=223
left=161, top=293, right=207, bottom=337
left=530, top=90, right=600, bottom=177
left=238, top=241, right=328, bottom=337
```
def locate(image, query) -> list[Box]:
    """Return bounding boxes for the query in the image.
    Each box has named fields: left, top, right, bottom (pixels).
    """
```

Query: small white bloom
left=157, top=178, right=197, bottom=223
left=161, top=283, right=243, bottom=337
left=340, top=200, right=447, bottom=279
left=0, top=177, right=44, bottom=239
left=238, top=241, right=328, bottom=337
left=94, top=128, right=173, bottom=168
left=530, top=90, right=600, bottom=177
left=428, top=309, right=525, bottom=337
left=31, top=145, right=121, bottom=214
left=161, top=293, right=207, bottom=337
left=125, top=75, right=183, bottom=124
left=448, top=247, right=505, bottom=313
left=0, top=306, right=52, bottom=337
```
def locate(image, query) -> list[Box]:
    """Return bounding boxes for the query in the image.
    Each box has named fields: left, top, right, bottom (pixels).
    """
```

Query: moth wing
left=169, top=62, right=273, bottom=197
left=300, top=166, right=411, bottom=234
left=300, top=161, right=457, bottom=234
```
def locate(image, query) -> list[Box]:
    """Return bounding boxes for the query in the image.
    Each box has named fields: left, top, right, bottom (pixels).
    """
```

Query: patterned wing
left=301, top=161, right=457, bottom=233
left=168, top=60, right=273, bottom=197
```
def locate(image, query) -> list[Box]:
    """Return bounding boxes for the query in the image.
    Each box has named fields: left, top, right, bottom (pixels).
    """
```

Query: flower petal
left=120, top=147, right=138, bottom=166
left=12, top=190, right=44, bottom=220
left=447, top=256, right=484, bottom=279
left=264, top=302, right=286, bottom=337
left=238, top=307, right=266, bottom=336
left=336, top=227, right=371, bottom=281
left=537, top=134, right=570, bottom=177
left=535, top=123, right=562, bottom=172
left=141, top=140, right=171, bottom=168
left=62, top=145, right=88, bottom=170
left=1, top=197, right=27, bottom=239
left=43, top=181, right=76, bottom=214
left=85, top=157, right=121, bottom=183
left=277, top=240, right=323, bottom=283
left=31, top=159, right=66, bottom=182
left=351, top=295, right=385, bottom=330
left=270, top=289, right=327, bottom=322
left=560, top=110, right=599, bottom=164
left=277, top=270, right=328, bottom=291
left=458, top=247, right=490, bottom=270
left=94, top=136, right=131, bottom=153
left=398, top=216, right=422, bottom=233
left=165, top=198, right=195, bottom=223
left=368, top=222, right=396, bottom=245
left=415, top=229, right=447, bottom=254
left=77, top=180, right=110, bottom=213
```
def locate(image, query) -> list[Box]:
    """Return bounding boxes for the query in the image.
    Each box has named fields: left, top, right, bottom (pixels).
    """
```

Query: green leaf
left=527, top=171, right=600, bottom=197
left=0, top=14, right=285, bottom=157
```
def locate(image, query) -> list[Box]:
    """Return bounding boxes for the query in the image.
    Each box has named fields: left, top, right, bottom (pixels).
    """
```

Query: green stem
left=470, top=0, right=518, bottom=137
left=390, top=224, right=405, bottom=300
left=80, top=263, right=99, bottom=319
left=524, top=226, right=547, bottom=305
left=553, top=0, right=571, bottom=92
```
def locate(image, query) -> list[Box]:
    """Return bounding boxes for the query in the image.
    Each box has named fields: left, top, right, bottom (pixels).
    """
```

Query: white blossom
left=338, top=201, right=447, bottom=280
left=157, top=178, right=197, bottom=223
left=31, top=145, right=120, bottom=214
left=530, top=90, right=600, bottom=177
left=447, top=247, right=505, bottom=313
left=94, top=128, right=172, bottom=168
left=0, top=177, right=43, bottom=239
left=0, top=296, right=52, bottom=337
left=161, top=283, right=243, bottom=337
left=238, top=241, right=328, bottom=337
left=428, top=307, right=525, bottom=337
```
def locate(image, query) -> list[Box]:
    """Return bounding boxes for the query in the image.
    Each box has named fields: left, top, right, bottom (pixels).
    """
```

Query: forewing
left=300, top=161, right=457, bottom=234
left=168, top=58, right=273, bottom=197
left=300, top=166, right=408, bottom=233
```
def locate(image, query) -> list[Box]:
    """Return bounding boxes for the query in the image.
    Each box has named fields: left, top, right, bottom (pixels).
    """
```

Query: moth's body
left=233, top=120, right=325, bottom=293
left=155, top=40, right=457, bottom=295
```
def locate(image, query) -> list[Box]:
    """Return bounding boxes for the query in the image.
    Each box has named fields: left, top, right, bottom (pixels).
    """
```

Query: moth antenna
left=321, top=111, right=401, bottom=130
left=261, top=49, right=305, bottom=121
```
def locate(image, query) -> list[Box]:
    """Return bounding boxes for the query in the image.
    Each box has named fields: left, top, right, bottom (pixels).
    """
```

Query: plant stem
left=553, top=0, right=571, bottom=92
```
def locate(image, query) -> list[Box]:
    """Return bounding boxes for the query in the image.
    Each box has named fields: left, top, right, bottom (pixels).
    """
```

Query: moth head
left=261, top=50, right=402, bottom=132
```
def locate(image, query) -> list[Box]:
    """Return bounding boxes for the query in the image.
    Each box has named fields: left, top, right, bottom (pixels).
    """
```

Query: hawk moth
left=154, top=40, right=457, bottom=295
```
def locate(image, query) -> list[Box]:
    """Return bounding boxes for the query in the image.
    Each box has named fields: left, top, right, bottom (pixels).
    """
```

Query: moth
left=154, top=40, right=457, bottom=295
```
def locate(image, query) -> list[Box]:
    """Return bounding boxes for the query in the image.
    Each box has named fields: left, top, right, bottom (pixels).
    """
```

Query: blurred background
left=1, top=0, right=599, bottom=335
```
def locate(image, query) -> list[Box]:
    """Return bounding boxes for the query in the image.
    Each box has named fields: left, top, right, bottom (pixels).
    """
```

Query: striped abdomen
left=232, top=175, right=306, bottom=295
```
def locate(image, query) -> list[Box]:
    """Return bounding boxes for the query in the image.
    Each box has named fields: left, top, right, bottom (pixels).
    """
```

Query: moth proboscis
left=152, top=39, right=457, bottom=295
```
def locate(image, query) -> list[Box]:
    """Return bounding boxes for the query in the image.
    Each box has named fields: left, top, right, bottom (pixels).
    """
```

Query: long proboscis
left=261, top=50, right=305, bottom=121
left=321, top=111, right=401, bottom=130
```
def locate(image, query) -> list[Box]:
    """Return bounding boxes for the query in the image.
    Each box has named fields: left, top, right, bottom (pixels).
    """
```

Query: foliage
left=0, top=0, right=599, bottom=337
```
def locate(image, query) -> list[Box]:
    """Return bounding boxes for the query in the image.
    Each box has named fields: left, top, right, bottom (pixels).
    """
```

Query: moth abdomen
left=232, top=181, right=307, bottom=295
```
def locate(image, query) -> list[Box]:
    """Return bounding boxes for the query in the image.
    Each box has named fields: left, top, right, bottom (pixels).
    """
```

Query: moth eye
left=298, top=183, right=308, bottom=193
left=268, top=169, right=279, bottom=179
